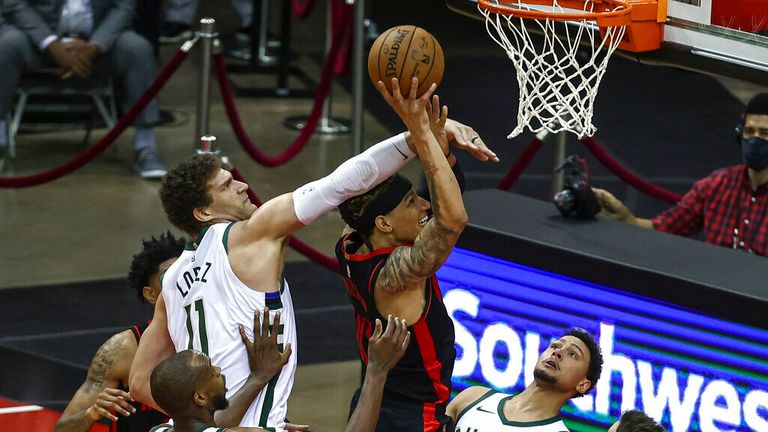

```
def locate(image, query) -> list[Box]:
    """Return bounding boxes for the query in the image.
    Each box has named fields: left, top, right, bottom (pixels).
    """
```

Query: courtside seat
left=5, top=68, right=118, bottom=158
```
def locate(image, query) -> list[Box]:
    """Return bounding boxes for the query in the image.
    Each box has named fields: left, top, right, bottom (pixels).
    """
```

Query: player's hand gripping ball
left=368, top=25, right=444, bottom=97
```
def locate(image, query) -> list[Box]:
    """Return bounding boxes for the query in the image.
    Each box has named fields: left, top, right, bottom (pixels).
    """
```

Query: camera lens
left=553, top=190, right=576, bottom=216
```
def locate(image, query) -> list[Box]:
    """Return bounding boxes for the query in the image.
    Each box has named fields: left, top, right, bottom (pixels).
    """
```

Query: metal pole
left=195, top=18, right=217, bottom=148
left=350, top=0, right=365, bottom=155
left=284, top=1, right=349, bottom=133
left=551, top=131, right=567, bottom=196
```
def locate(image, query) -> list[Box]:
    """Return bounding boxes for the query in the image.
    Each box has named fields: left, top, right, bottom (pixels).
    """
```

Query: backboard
left=447, top=0, right=768, bottom=84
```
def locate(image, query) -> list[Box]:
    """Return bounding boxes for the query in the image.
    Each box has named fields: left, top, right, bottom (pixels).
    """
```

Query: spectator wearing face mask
left=593, top=92, right=768, bottom=256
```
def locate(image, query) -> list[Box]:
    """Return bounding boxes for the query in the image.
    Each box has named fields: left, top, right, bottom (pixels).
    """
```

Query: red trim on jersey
left=431, top=277, right=442, bottom=302
left=132, top=325, right=142, bottom=338
left=367, top=260, right=385, bottom=294
left=422, top=402, right=440, bottom=432
left=341, top=231, right=412, bottom=262
left=356, top=313, right=368, bottom=364
left=345, top=245, right=399, bottom=261
left=343, top=276, right=368, bottom=313
left=412, top=319, right=450, bottom=404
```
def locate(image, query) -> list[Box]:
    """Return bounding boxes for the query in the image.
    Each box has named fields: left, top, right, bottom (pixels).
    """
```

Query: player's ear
left=575, top=378, right=591, bottom=396
left=374, top=215, right=393, bottom=233
left=193, top=206, right=214, bottom=223
left=193, top=391, right=207, bottom=407
left=143, top=285, right=159, bottom=304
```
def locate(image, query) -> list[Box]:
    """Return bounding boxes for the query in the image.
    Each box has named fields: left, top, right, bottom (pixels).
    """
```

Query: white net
left=480, top=0, right=627, bottom=138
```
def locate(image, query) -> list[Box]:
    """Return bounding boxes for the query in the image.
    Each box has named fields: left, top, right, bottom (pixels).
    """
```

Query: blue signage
left=437, top=248, right=768, bottom=431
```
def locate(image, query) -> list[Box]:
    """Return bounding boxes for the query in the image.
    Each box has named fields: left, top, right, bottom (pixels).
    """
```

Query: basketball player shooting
left=128, top=84, right=493, bottom=432
left=335, top=75, right=496, bottom=431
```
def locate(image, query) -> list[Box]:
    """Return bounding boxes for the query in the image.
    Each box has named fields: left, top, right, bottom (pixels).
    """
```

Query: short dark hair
left=159, top=154, right=222, bottom=235
left=338, top=176, right=396, bottom=244
left=150, top=350, right=208, bottom=415
left=745, top=93, right=768, bottom=117
left=563, top=327, right=603, bottom=397
left=617, top=410, right=664, bottom=432
left=127, top=231, right=185, bottom=303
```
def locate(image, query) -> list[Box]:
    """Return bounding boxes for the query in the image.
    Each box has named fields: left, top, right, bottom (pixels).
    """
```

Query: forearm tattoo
left=377, top=220, right=457, bottom=294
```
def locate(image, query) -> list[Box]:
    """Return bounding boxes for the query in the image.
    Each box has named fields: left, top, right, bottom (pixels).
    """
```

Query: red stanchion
left=230, top=167, right=340, bottom=273
left=0, top=49, right=191, bottom=189
left=497, top=137, right=544, bottom=191
left=214, top=5, right=353, bottom=168
left=580, top=136, right=682, bottom=204
left=331, top=0, right=353, bottom=76
left=291, top=0, right=318, bottom=19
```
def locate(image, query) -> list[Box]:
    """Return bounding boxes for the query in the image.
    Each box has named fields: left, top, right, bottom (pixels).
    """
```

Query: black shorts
left=349, top=388, right=453, bottom=432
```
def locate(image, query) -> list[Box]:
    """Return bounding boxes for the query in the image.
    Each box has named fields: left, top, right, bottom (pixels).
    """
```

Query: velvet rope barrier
left=497, top=137, right=544, bottom=191
left=214, top=5, right=353, bottom=168
left=580, top=136, right=682, bottom=204
left=0, top=48, right=190, bottom=188
left=230, top=167, right=341, bottom=273
left=291, top=0, right=318, bottom=19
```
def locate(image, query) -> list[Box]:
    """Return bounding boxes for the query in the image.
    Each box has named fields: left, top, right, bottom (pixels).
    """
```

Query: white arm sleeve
left=292, top=132, right=415, bottom=224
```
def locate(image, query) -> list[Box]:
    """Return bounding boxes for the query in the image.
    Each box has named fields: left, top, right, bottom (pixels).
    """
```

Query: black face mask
left=741, top=136, right=768, bottom=170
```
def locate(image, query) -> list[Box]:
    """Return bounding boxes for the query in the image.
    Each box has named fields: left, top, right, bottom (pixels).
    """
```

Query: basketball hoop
left=479, top=0, right=633, bottom=138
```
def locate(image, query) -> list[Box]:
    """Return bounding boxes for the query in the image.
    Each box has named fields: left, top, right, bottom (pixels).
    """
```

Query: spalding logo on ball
left=368, top=25, right=444, bottom=97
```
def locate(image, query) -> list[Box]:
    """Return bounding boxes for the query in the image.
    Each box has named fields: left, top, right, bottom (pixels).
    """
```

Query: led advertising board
left=438, top=248, right=768, bottom=431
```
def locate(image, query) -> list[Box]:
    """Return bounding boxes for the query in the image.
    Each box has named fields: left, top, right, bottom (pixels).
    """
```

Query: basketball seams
left=369, top=25, right=444, bottom=98
left=397, top=25, right=418, bottom=91
left=419, top=33, right=439, bottom=96
left=374, top=26, right=398, bottom=90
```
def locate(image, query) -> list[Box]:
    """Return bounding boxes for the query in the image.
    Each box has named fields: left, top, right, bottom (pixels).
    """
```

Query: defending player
left=148, top=314, right=409, bottom=432
left=447, top=328, right=603, bottom=432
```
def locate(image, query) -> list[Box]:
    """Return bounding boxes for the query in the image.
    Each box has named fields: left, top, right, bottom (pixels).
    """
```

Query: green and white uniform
left=150, top=425, right=225, bottom=432
left=162, top=223, right=297, bottom=431
left=454, top=390, right=570, bottom=432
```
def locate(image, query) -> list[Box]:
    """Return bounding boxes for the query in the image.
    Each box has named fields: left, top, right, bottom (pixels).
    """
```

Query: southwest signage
left=437, top=248, right=768, bottom=432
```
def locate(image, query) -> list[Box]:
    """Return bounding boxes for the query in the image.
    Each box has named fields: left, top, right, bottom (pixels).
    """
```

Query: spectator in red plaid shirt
left=593, top=92, right=768, bottom=256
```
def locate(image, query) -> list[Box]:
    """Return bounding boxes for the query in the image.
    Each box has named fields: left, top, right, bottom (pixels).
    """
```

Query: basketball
left=368, top=25, right=444, bottom=97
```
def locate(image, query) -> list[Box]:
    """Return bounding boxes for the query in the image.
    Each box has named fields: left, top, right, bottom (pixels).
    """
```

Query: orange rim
left=478, top=0, right=632, bottom=26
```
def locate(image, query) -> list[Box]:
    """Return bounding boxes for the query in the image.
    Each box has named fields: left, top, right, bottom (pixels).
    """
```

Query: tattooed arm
left=375, top=79, right=468, bottom=294
left=54, top=330, right=138, bottom=431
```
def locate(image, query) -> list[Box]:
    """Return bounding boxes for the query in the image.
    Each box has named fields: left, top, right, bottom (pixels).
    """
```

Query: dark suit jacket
left=0, top=0, right=136, bottom=52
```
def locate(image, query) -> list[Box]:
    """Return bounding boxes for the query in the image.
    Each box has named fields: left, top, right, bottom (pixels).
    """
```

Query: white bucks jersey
left=455, top=390, right=570, bottom=432
left=162, top=223, right=297, bottom=431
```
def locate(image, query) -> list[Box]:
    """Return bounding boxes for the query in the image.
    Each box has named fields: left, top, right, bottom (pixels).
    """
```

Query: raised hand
left=239, top=307, right=292, bottom=383
left=367, top=315, right=410, bottom=376
left=444, top=119, right=499, bottom=162
left=428, top=94, right=450, bottom=156
left=84, top=388, right=135, bottom=422
left=376, top=76, right=436, bottom=135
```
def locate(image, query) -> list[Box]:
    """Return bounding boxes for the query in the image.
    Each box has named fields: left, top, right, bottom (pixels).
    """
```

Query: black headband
left=349, top=174, right=413, bottom=232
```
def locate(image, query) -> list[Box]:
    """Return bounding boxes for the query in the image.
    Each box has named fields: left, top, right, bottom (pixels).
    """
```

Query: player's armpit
left=128, top=294, right=174, bottom=412
left=375, top=219, right=460, bottom=294
left=446, top=386, right=492, bottom=423
left=54, top=331, right=137, bottom=431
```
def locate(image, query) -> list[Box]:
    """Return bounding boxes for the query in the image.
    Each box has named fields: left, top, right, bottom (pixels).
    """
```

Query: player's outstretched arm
left=345, top=315, right=410, bottom=432
left=214, top=308, right=292, bottom=427
left=54, top=331, right=137, bottom=431
left=128, top=293, right=175, bottom=412
left=237, top=130, right=420, bottom=242
left=376, top=78, right=468, bottom=294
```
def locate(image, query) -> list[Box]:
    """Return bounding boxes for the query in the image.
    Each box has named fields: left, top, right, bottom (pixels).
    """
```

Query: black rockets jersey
left=110, top=322, right=167, bottom=432
left=335, top=231, right=456, bottom=406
